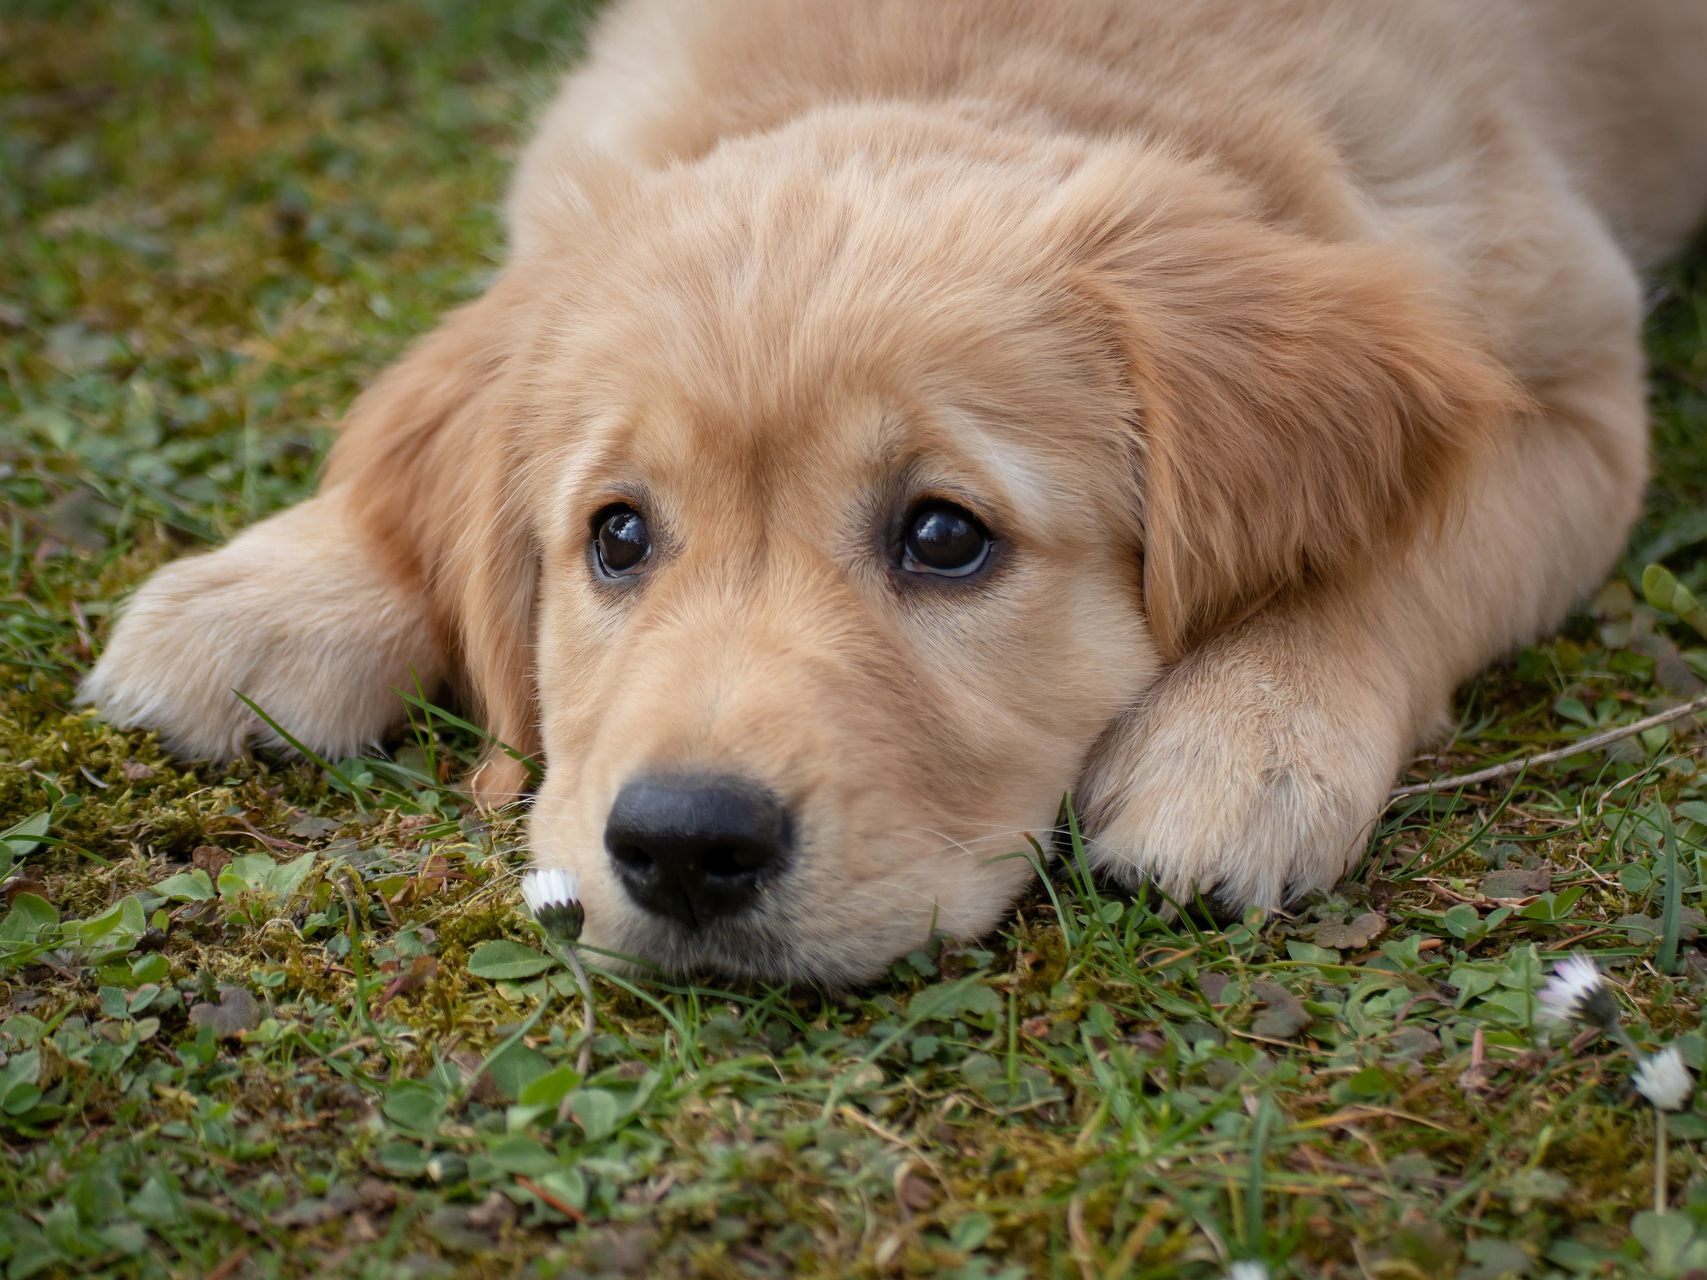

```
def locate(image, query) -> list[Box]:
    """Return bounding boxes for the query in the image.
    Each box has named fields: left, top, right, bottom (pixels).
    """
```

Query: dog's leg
left=1079, top=276, right=1652, bottom=908
left=80, top=277, right=528, bottom=778
left=79, top=485, right=445, bottom=762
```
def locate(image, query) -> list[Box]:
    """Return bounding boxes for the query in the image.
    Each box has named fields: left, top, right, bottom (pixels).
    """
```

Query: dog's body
left=83, top=0, right=1707, bottom=981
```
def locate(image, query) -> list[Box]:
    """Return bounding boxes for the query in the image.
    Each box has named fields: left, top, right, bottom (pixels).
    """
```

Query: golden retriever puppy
left=82, top=0, right=1707, bottom=982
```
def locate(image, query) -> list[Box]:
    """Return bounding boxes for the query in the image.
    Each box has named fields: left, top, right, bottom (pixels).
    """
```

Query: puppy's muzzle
left=604, top=774, right=794, bottom=927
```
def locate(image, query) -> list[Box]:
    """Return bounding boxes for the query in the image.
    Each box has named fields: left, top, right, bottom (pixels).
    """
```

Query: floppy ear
left=1054, top=154, right=1523, bottom=658
left=323, top=275, right=541, bottom=804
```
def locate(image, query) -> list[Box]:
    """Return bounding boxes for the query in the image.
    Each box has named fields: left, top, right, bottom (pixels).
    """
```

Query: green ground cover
left=4, top=3, right=1707, bottom=1276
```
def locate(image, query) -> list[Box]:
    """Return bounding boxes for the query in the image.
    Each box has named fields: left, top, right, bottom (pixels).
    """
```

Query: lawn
left=5, top=3, right=1707, bottom=1277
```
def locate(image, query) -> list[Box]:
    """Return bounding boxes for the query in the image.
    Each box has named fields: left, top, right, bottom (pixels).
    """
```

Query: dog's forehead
left=558, top=392, right=1066, bottom=535
left=527, top=171, right=1139, bottom=537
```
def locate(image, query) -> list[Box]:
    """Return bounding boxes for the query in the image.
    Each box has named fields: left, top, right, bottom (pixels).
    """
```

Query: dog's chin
left=583, top=900, right=935, bottom=988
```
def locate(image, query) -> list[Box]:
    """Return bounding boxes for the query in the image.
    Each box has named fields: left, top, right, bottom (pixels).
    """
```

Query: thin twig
left=1387, top=692, right=1707, bottom=800
left=226, top=813, right=309, bottom=851
left=516, top=1174, right=587, bottom=1222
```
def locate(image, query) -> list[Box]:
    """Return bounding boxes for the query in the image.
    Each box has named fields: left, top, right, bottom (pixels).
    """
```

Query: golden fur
left=82, top=0, right=1707, bottom=981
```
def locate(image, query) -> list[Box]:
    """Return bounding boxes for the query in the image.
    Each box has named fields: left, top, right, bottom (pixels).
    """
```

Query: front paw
left=1076, top=640, right=1403, bottom=909
left=78, top=493, right=441, bottom=762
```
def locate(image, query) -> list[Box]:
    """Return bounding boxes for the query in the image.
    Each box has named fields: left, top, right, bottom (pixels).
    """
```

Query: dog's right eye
left=593, top=505, right=652, bottom=577
left=900, top=500, right=992, bottom=578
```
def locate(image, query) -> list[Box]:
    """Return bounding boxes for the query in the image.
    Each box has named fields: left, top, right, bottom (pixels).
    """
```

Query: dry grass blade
left=1388, top=691, right=1707, bottom=799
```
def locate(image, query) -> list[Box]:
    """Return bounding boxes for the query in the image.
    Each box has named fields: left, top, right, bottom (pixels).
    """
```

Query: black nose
left=604, top=774, right=794, bottom=927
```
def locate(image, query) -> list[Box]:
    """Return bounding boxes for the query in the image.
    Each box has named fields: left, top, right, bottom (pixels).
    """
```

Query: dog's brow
left=542, top=414, right=638, bottom=542
left=868, top=409, right=911, bottom=469
left=931, top=408, right=1052, bottom=529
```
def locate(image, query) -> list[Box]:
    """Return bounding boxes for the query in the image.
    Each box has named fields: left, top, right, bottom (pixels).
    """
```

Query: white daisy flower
left=521, top=866, right=584, bottom=942
left=1634, top=1045, right=1694, bottom=1112
left=1537, top=953, right=1619, bottom=1030
left=1227, top=1263, right=1269, bottom=1280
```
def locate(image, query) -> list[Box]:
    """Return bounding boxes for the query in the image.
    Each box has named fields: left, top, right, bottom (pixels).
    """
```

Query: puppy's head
left=347, top=111, right=1514, bottom=983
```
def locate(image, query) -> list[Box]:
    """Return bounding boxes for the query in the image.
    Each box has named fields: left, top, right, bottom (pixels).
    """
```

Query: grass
left=3, top=2, right=1707, bottom=1276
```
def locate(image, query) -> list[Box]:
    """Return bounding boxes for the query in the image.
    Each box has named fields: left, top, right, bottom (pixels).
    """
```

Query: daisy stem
left=551, top=941, right=598, bottom=1077
left=1656, top=1111, right=1670, bottom=1214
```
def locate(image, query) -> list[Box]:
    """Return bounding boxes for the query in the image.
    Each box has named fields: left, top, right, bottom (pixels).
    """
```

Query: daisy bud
left=521, top=866, right=584, bottom=943
left=1634, top=1045, right=1694, bottom=1113
left=1537, top=954, right=1620, bottom=1031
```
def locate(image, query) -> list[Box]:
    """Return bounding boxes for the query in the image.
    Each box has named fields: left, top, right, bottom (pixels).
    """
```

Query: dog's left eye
left=901, top=500, right=991, bottom=577
left=593, top=505, right=652, bottom=577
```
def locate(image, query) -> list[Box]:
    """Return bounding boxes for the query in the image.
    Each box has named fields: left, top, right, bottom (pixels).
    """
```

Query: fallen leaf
left=417, top=853, right=467, bottom=893
left=2, top=866, right=47, bottom=906
left=357, top=1178, right=397, bottom=1210
left=1618, top=909, right=1705, bottom=942
left=191, top=846, right=232, bottom=878
left=286, top=814, right=340, bottom=840
left=1387, top=1027, right=1440, bottom=1060
left=1310, top=911, right=1387, bottom=950
left=374, top=955, right=438, bottom=1010
left=1481, top=868, right=1551, bottom=900
left=422, top=1204, right=498, bottom=1253
left=897, top=1166, right=938, bottom=1213
left=1250, top=981, right=1311, bottom=1039
left=466, top=1191, right=518, bottom=1231
left=188, top=986, right=261, bottom=1039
